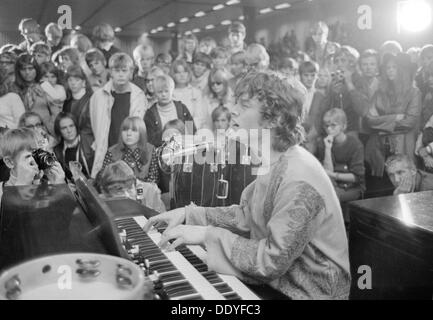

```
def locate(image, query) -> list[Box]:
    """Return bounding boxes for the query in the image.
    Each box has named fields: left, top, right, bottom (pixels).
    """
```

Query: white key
left=133, top=215, right=260, bottom=300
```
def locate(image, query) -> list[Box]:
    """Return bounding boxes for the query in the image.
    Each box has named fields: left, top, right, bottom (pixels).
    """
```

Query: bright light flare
left=397, top=0, right=432, bottom=32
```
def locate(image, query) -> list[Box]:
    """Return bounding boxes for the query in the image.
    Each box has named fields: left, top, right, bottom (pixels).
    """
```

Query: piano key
left=115, top=217, right=225, bottom=300
left=132, top=215, right=260, bottom=300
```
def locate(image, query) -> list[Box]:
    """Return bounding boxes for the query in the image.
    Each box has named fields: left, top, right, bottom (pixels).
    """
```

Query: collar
left=103, top=80, right=132, bottom=95
left=64, top=136, right=80, bottom=150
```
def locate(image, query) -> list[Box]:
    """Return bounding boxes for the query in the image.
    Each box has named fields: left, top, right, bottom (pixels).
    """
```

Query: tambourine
left=0, top=253, right=150, bottom=300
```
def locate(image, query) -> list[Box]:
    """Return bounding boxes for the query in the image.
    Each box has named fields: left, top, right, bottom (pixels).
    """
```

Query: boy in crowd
left=45, top=23, right=64, bottom=54
left=315, top=108, right=365, bottom=203
left=385, top=154, right=433, bottom=195
left=18, top=18, right=44, bottom=53
left=92, top=23, right=121, bottom=66
left=228, top=21, right=247, bottom=55
left=0, top=128, right=65, bottom=201
left=29, top=41, right=51, bottom=66
left=415, top=44, right=433, bottom=99
left=228, top=51, right=247, bottom=91
left=132, top=44, right=155, bottom=92
left=90, top=53, right=148, bottom=178
left=85, top=48, right=110, bottom=91
left=144, top=74, right=195, bottom=148
left=321, top=46, right=368, bottom=136
left=155, top=53, right=172, bottom=74
left=198, top=37, right=217, bottom=56
left=299, top=60, right=326, bottom=153
left=191, top=52, right=212, bottom=96
left=210, top=47, right=230, bottom=71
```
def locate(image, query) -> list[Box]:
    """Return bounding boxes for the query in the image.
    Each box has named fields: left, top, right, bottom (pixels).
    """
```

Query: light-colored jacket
left=90, top=80, right=148, bottom=177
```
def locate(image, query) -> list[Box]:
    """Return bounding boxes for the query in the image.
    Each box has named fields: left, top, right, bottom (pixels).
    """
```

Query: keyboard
left=115, top=216, right=260, bottom=300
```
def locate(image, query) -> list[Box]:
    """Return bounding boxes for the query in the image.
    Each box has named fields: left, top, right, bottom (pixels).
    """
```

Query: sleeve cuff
left=185, top=205, right=207, bottom=226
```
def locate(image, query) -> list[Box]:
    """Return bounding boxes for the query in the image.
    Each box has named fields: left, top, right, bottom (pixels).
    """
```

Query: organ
left=0, top=174, right=284, bottom=300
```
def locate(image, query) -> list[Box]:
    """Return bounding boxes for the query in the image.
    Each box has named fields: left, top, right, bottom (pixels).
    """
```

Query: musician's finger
left=159, top=227, right=180, bottom=248
left=167, top=238, right=184, bottom=251
left=143, top=216, right=162, bottom=232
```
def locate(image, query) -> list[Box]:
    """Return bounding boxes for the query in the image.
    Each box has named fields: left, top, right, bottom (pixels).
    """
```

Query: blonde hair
left=154, top=74, right=175, bottom=92
left=1, top=128, right=37, bottom=161
left=100, top=160, right=135, bottom=195
left=133, top=44, right=154, bottom=61
left=323, top=108, right=347, bottom=127
left=119, top=117, right=149, bottom=163
left=245, top=43, right=270, bottom=70
left=109, top=52, right=134, bottom=70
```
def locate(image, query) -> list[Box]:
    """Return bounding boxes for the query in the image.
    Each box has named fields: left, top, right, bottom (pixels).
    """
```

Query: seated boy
left=315, top=108, right=365, bottom=203
left=90, top=53, right=148, bottom=178
left=98, top=160, right=165, bottom=212
left=85, top=48, right=110, bottom=91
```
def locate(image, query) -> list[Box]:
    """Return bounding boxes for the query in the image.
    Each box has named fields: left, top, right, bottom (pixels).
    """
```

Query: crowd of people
left=1, top=15, right=432, bottom=299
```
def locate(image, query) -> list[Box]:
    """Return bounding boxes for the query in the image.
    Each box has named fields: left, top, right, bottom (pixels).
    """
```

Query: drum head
left=0, top=253, right=146, bottom=300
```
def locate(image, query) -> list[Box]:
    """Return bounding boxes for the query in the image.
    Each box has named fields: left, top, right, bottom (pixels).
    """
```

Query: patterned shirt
left=100, top=147, right=159, bottom=184
left=185, top=145, right=351, bottom=299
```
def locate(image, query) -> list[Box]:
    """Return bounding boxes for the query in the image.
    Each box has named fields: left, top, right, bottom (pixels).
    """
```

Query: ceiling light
left=213, top=4, right=225, bottom=10
left=275, top=3, right=291, bottom=10
left=259, top=7, right=273, bottom=14
left=192, top=28, right=201, bottom=33
left=205, top=24, right=215, bottom=30
left=167, top=22, right=175, bottom=28
left=238, top=15, right=244, bottom=20
left=150, top=29, right=157, bottom=34
left=185, top=31, right=192, bottom=35
left=195, top=11, right=206, bottom=17
left=157, top=26, right=164, bottom=31
left=179, top=17, right=189, bottom=23
left=226, top=0, right=240, bottom=5
left=221, top=20, right=232, bottom=25
left=114, top=27, right=122, bottom=32
left=74, top=25, right=82, bottom=30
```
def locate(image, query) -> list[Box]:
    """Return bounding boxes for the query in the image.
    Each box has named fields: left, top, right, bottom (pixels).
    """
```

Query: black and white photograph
left=0, top=0, right=432, bottom=306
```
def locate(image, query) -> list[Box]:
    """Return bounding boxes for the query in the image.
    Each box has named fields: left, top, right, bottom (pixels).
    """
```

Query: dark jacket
left=63, top=90, right=95, bottom=169
left=144, top=100, right=196, bottom=147
left=53, top=137, right=93, bottom=180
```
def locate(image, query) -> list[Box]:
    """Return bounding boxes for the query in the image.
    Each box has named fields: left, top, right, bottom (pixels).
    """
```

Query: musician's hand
left=159, top=225, right=209, bottom=251
left=45, top=162, right=66, bottom=184
left=143, top=207, right=186, bottom=232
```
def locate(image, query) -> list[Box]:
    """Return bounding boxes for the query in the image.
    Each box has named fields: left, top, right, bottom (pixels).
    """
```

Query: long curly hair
left=235, top=71, right=305, bottom=152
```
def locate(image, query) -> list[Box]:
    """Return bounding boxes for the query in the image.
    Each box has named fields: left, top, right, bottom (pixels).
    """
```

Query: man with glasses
left=18, top=18, right=44, bottom=53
